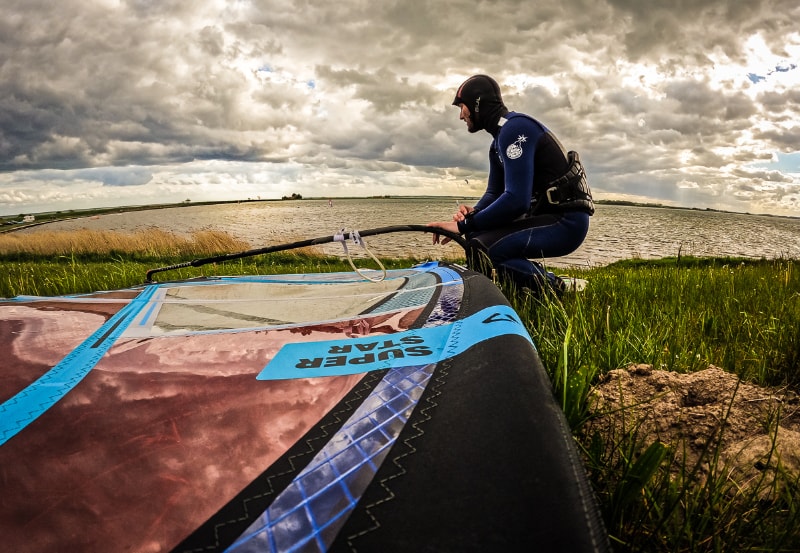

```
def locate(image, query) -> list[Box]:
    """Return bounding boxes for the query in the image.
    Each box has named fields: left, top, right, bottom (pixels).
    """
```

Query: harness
left=529, top=150, right=595, bottom=216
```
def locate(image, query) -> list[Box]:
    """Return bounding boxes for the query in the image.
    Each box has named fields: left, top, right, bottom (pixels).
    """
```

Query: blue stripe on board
left=169, top=268, right=427, bottom=287
left=138, top=298, right=160, bottom=327
left=0, top=285, right=159, bottom=447
left=226, top=265, right=465, bottom=552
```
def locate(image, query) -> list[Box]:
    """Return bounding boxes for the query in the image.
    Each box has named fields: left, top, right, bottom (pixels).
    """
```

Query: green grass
left=2, top=248, right=799, bottom=552
left=506, top=256, right=800, bottom=552
left=0, top=228, right=420, bottom=296
left=0, top=252, right=421, bottom=298
left=523, top=257, right=800, bottom=405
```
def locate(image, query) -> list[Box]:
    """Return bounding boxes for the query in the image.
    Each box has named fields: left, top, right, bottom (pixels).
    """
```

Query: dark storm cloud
left=0, top=0, right=797, bottom=214
left=606, top=0, right=796, bottom=59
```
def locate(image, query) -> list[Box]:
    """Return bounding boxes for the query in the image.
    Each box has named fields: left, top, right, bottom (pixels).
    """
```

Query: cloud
left=0, top=0, right=798, bottom=215
left=73, top=167, right=154, bottom=187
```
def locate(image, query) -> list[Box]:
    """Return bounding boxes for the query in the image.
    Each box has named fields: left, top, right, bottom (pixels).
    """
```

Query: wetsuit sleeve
left=472, top=145, right=504, bottom=212
left=458, top=117, right=540, bottom=234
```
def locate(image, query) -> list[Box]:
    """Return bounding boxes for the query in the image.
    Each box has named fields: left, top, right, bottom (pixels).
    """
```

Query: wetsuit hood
left=452, top=74, right=509, bottom=134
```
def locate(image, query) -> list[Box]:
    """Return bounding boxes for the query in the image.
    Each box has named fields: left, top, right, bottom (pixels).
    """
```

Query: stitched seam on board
left=345, top=355, right=450, bottom=552
left=180, top=370, right=383, bottom=553
left=343, top=271, right=469, bottom=550
left=218, top=267, right=463, bottom=552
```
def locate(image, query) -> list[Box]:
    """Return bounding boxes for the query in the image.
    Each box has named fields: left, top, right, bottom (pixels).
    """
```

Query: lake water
left=21, top=198, right=800, bottom=267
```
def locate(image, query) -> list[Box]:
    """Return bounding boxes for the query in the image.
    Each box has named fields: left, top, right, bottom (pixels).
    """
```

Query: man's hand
left=453, top=204, right=474, bottom=222
left=427, top=220, right=460, bottom=245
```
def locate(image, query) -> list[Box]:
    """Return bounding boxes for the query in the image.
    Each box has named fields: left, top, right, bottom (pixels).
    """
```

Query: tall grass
left=579, top=399, right=800, bottom=552
left=0, top=228, right=251, bottom=261
left=1, top=255, right=416, bottom=297
left=513, top=257, right=800, bottom=417
left=507, top=256, right=800, bottom=552
left=0, top=229, right=421, bottom=297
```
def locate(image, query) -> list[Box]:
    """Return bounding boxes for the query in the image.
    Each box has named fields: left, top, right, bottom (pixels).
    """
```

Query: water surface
left=25, top=199, right=800, bottom=267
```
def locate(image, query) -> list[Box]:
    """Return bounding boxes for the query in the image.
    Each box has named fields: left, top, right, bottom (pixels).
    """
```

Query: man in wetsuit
left=428, top=74, right=594, bottom=294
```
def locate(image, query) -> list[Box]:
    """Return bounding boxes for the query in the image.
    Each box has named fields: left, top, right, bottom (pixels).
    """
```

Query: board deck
left=0, top=261, right=609, bottom=552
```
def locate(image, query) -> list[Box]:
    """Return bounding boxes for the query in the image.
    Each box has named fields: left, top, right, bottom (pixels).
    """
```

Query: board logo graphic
left=260, top=305, right=533, bottom=380
left=506, top=134, right=527, bottom=160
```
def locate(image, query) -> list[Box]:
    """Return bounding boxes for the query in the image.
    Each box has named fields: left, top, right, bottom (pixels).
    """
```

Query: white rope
left=334, top=229, right=386, bottom=282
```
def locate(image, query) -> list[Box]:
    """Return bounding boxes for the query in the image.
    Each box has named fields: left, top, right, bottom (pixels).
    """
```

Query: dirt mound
left=586, top=365, right=800, bottom=485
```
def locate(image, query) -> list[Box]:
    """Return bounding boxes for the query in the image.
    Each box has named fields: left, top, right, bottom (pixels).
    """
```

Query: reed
left=0, top=229, right=251, bottom=260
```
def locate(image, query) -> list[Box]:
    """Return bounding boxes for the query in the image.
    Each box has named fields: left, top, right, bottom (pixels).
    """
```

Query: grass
left=506, top=256, right=800, bottom=552
left=0, top=229, right=422, bottom=297
left=2, top=230, right=799, bottom=551
left=0, top=228, right=252, bottom=261
left=521, top=257, right=800, bottom=404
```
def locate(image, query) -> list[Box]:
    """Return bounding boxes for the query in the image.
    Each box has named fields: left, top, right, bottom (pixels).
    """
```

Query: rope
left=334, top=229, right=387, bottom=282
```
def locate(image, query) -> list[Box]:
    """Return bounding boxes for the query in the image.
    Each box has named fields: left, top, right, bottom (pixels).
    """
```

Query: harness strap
left=530, top=151, right=594, bottom=216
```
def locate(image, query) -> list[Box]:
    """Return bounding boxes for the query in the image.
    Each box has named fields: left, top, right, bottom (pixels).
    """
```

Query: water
left=21, top=198, right=800, bottom=267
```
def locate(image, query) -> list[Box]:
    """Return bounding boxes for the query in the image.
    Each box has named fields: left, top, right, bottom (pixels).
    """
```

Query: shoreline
left=4, top=199, right=798, bottom=268
left=3, top=197, right=798, bottom=234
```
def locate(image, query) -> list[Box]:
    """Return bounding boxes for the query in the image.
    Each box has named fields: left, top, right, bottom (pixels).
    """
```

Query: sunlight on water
left=23, top=199, right=800, bottom=267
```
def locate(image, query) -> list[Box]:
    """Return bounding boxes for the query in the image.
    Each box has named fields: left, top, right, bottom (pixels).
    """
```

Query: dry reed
left=0, top=229, right=250, bottom=258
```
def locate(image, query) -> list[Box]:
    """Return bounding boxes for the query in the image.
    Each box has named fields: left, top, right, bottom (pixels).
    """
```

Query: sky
left=1, top=0, right=799, bottom=217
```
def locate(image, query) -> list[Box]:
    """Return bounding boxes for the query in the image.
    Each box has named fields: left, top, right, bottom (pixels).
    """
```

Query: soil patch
left=586, top=364, right=800, bottom=486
